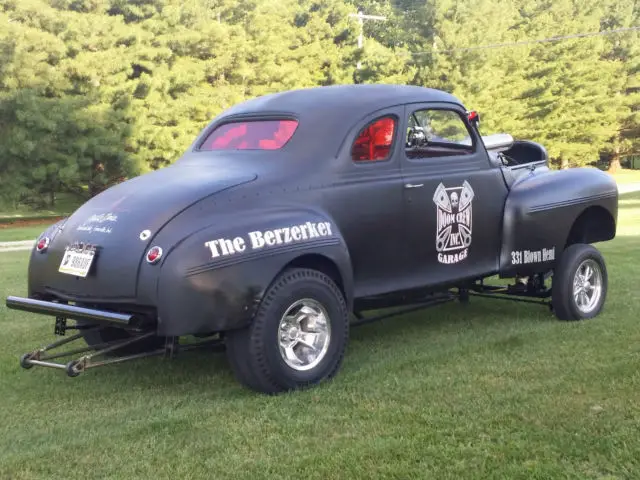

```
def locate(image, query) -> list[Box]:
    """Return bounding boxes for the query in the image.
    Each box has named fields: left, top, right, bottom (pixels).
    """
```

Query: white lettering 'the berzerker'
left=207, top=221, right=334, bottom=258
left=204, top=237, right=246, bottom=258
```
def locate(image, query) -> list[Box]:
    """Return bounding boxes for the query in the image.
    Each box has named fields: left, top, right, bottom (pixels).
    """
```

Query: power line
left=349, top=11, right=387, bottom=49
left=349, top=11, right=387, bottom=69
left=401, top=26, right=640, bottom=56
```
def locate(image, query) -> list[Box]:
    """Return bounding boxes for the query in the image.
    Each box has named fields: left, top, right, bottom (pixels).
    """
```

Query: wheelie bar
left=19, top=327, right=224, bottom=377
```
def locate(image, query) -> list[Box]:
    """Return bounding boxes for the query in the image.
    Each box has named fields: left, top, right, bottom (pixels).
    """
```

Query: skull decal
left=450, top=191, right=459, bottom=209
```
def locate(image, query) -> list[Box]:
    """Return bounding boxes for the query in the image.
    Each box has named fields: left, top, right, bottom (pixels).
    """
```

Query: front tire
left=225, top=268, right=349, bottom=394
left=551, top=243, right=608, bottom=321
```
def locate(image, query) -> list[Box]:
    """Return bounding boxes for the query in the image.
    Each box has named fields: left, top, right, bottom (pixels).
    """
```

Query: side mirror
left=467, top=110, right=480, bottom=129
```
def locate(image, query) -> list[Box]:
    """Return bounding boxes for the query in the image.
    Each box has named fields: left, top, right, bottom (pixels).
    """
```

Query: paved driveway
left=0, top=240, right=35, bottom=253
left=618, top=182, right=640, bottom=195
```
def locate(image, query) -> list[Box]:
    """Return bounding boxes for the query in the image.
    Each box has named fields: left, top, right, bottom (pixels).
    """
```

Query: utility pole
left=349, top=11, right=387, bottom=70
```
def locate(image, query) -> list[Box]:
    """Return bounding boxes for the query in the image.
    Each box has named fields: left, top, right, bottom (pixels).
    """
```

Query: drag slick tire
left=225, top=268, right=349, bottom=395
left=551, top=243, right=608, bottom=321
left=77, top=321, right=165, bottom=357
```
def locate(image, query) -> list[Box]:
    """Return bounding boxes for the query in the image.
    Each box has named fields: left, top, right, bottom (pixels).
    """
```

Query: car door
left=399, top=102, right=509, bottom=288
left=322, top=105, right=412, bottom=299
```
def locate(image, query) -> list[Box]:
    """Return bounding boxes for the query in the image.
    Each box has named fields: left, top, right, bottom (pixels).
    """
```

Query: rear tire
left=225, top=268, right=349, bottom=394
left=551, top=243, right=608, bottom=321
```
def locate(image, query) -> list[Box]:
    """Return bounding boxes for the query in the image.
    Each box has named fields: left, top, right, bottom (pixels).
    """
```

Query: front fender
left=499, top=167, right=618, bottom=277
left=147, top=207, right=352, bottom=336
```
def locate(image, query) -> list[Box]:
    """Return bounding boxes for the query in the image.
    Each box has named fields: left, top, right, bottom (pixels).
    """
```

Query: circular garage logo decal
left=433, top=181, right=474, bottom=264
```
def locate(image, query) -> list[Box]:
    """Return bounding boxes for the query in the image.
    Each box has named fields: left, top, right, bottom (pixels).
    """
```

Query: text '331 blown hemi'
left=6, top=84, right=618, bottom=394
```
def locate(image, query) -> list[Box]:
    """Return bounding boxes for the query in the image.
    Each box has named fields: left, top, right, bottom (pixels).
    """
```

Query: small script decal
left=204, top=221, right=334, bottom=259
left=511, top=247, right=555, bottom=265
left=76, top=212, right=118, bottom=234
left=86, top=213, right=118, bottom=224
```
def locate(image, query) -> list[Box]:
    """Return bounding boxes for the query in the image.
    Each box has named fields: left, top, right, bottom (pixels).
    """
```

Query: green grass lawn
left=0, top=192, right=80, bottom=220
left=0, top=193, right=639, bottom=479
left=610, top=167, right=640, bottom=185
left=0, top=192, right=78, bottom=242
left=0, top=225, right=49, bottom=242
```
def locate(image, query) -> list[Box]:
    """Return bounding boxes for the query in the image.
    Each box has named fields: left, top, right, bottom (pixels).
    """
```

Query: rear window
left=200, top=119, right=298, bottom=151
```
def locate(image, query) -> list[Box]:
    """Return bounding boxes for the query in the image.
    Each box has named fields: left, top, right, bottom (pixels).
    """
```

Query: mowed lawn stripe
left=0, top=192, right=639, bottom=479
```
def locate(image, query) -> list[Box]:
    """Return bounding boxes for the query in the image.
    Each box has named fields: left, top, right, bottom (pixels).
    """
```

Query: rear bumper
left=5, top=296, right=133, bottom=326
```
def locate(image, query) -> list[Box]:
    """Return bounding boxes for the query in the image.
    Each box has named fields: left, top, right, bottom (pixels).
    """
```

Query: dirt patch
left=0, top=216, right=65, bottom=229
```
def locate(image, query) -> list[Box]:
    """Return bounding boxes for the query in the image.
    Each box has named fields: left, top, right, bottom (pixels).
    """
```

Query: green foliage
left=511, top=0, right=625, bottom=167
left=0, top=0, right=638, bottom=208
left=403, top=0, right=638, bottom=169
left=0, top=0, right=144, bottom=206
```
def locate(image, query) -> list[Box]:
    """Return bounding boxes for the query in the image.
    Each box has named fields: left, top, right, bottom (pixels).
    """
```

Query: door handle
left=404, top=183, right=424, bottom=189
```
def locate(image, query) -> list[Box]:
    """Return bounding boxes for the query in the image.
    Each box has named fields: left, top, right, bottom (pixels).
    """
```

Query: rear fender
left=498, top=167, right=618, bottom=278
left=151, top=207, right=352, bottom=336
left=26, top=217, right=68, bottom=298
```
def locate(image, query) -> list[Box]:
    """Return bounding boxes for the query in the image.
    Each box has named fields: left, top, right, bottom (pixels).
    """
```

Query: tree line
left=0, top=0, right=637, bottom=209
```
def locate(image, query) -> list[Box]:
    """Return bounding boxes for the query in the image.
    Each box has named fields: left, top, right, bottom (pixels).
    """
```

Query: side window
left=405, top=109, right=474, bottom=159
left=352, top=116, right=397, bottom=162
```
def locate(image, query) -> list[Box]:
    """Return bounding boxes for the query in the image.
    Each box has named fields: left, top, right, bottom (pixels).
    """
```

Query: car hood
left=41, top=165, right=257, bottom=300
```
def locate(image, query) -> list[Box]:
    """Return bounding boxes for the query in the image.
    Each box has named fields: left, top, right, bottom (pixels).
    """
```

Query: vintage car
left=6, top=84, right=618, bottom=394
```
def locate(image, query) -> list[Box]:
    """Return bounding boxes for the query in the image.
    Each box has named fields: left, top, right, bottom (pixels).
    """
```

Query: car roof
left=217, top=84, right=464, bottom=119
left=188, top=84, right=466, bottom=159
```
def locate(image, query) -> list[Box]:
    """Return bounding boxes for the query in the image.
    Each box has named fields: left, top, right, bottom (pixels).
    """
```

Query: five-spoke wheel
left=571, top=258, right=604, bottom=315
left=225, top=268, right=349, bottom=394
left=552, top=243, right=608, bottom=320
left=277, top=299, right=332, bottom=372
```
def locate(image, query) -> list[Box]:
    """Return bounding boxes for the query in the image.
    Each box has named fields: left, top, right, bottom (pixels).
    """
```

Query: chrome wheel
left=572, top=258, right=603, bottom=315
left=277, top=298, right=331, bottom=371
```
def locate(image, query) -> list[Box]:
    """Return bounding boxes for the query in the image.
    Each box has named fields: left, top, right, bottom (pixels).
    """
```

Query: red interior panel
left=351, top=116, right=396, bottom=162
left=201, top=120, right=299, bottom=151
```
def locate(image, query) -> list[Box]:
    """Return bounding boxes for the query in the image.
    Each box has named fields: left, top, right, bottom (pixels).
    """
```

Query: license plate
left=58, top=247, right=96, bottom=277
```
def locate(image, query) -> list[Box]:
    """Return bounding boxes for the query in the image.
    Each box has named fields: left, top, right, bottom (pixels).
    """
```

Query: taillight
left=146, top=246, right=163, bottom=264
left=36, top=237, right=50, bottom=252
